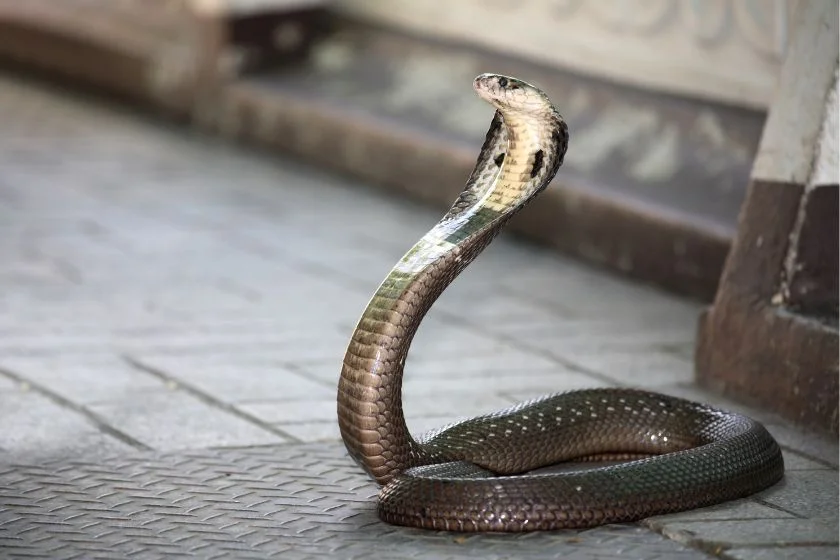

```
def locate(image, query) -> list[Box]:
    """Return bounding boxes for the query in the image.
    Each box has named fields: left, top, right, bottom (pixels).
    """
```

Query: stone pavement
left=0, top=72, right=836, bottom=559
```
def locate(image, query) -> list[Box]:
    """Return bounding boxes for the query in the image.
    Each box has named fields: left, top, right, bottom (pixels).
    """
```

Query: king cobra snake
left=337, top=74, right=784, bottom=532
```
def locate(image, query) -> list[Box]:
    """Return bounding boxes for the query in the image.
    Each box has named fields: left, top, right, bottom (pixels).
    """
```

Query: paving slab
left=0, top=444, right=710, bottom=560
left=0, top=71, right=836, bottom=559
left=0, top=391, right=136, bottom=463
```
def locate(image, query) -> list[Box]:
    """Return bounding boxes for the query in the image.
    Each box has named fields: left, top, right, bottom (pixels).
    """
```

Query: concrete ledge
left=198, top=18, right=763, bottom=301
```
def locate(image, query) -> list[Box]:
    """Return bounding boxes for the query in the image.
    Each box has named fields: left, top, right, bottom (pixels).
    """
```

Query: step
left=202, top=16, right=766, bottom=300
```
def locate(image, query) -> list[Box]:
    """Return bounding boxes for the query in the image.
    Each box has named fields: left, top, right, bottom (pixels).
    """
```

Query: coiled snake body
left=337, top=74, right=784, bottom=532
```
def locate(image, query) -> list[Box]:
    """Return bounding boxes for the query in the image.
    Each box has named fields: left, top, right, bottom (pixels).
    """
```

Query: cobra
left=337, top=73, right=784, bottom=532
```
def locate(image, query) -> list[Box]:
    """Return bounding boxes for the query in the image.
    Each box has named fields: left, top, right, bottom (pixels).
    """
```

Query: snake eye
left=498, top=77, right=508, bottom=88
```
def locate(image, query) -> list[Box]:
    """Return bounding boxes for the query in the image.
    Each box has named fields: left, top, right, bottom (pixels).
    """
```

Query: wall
left=339, top=0, right=795, bottom=109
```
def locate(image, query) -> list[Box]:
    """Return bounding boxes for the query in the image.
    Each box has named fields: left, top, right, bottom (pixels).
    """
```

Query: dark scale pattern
left=530, top=149, right=545, bottom=178
left=336, top=74, right=784, bottom=532
left=381, top=389, right=784, bottom=531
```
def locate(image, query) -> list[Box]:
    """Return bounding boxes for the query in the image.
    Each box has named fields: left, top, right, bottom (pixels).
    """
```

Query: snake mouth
left=473, top=73, right=514, bottom=103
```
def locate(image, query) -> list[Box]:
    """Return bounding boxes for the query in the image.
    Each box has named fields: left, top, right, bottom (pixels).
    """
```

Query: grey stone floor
left=0, top=73, right=836, bottom=559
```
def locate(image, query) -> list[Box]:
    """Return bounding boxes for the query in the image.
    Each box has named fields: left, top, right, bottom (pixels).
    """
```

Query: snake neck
left=338, top=110, right=568, bottom=485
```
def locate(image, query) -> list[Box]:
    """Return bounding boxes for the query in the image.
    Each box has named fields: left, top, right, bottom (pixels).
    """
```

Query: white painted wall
left=338, top=0, right=795, bottom=109
left=813, top=71, right=839, bottom=186
left=752, top=1, right=838, bottom=185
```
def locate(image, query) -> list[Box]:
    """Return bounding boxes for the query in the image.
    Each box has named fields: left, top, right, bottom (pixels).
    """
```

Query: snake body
left=337, top=74, right=784, bottom=532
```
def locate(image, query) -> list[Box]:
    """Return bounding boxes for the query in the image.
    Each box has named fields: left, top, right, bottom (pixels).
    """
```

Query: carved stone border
left=337, top=0, right=793, bottom=109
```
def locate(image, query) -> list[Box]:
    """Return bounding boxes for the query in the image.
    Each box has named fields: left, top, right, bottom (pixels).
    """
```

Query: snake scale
left=337, top=74, right=784, bottom=532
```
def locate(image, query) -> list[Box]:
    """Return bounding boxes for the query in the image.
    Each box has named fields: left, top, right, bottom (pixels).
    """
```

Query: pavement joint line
left=215, top=277, right=262, bottom=303
left=724, top=542, right=840, bottom=552
left=281, top=362, right=339, bottom=391
left=227, top=233, right=376, bottom=293
left=0, top=367, right=152, bottom=451
left=50, top=256, right=84, bottom=285
left=122, top=355, right=302, bottom=444
left=775, top=447, right=838, bottom=470
left=492, top=282, right=581, bottom=319
left=284, top=310, right=620, bottom=398
left=228, top=225, right=638, bottom=387
left=657, top=343, right=696, bottom=360
left=240, top=239, right=673, bottom=393
left=203, top=442, right=314, bottom=452
left=233, top=230, right=627, bottom=389
left=641, top=522, right=731, bottom=556
left=255, top=234, right=632, bottom=386
left=752, top=498, right=808, bottom=520
left=722, top=543, right=840, bottom=551
left=435, top=309, right=625, bottom=388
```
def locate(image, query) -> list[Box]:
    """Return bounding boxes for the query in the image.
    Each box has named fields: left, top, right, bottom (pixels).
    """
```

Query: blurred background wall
left=338, top=0, right=794, bottom=109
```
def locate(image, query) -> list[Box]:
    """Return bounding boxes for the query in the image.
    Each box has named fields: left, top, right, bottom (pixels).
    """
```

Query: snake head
left=473, top=74, right=554, bottom=116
